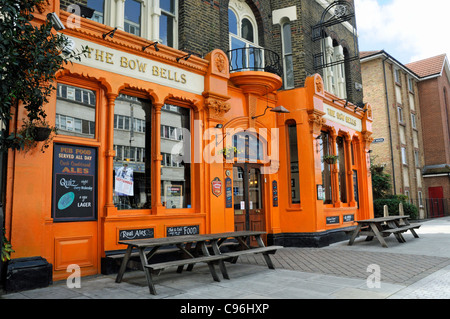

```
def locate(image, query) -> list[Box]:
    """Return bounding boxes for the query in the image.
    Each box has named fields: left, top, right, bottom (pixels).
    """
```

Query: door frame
left=233, top=163, right=265, bottom=233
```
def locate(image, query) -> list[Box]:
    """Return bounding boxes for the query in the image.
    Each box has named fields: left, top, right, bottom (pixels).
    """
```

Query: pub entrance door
left=233, top=163, right=266, bottom=245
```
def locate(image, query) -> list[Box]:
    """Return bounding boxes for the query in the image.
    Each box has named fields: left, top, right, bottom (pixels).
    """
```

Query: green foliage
left=0, top=0, right=87, bottom=152
left=374, top=196, right=419, bottom=220
left=370, top=162, right=392, bottom=200
left=1, top=228, right=14, bottom=262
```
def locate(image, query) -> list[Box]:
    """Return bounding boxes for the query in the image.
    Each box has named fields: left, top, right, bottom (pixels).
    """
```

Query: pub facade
left=3, top=0, right=374, bottom=282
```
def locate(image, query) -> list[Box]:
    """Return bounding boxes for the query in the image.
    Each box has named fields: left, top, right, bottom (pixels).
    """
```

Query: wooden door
left=428, top=186, right=444, bottom=218
left=233, top=164, right=265, bottom=245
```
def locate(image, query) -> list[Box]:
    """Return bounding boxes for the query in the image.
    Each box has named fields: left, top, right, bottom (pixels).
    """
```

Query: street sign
left=373, top=138, right=385, bottom=144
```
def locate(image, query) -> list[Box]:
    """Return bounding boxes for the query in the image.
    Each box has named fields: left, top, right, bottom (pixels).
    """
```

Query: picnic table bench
left=348, top=215, right=421, bottom=248
left=115, top=230, right=282, bottom=295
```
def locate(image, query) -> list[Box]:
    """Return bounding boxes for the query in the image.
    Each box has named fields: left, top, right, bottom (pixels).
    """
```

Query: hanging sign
left=211, top=177, right=222, bottom=197
left=272, top=180, right=278, bottom=207
left=225, top=177, right=232, bottom=208
left=52, top=144, right=97, bottom=221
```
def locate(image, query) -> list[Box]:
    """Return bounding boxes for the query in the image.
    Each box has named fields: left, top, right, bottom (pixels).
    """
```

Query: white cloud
left=355, top=0, right=450, bottom=63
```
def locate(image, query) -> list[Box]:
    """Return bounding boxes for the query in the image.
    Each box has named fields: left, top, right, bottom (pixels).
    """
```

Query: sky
left=354, top=0, right=449, bottom=65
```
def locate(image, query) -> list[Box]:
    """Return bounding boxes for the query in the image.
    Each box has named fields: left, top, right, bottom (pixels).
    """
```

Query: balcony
left=227, top=47, right=283, bottom=77
left=227, top=47, right=283, bottom=95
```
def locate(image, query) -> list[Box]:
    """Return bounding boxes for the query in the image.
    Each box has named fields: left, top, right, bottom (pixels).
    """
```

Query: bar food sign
left=52, top=144, right=97, bottom=221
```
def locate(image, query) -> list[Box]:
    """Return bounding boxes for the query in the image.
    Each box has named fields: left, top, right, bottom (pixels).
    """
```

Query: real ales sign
left=52, top=144, right=97, bottom=221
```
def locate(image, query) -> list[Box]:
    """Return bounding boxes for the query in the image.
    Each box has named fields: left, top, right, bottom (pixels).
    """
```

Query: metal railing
left=227, top=47, right=283, bottom=78
left=408, top=198, right=450, bottom=219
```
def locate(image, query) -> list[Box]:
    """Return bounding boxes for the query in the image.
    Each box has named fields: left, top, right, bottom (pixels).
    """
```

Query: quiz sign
left=52, top=144, right=97, bottom=221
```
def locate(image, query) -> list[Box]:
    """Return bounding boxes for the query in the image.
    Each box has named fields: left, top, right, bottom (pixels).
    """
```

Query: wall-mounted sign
left=167, top=225, right=199, bottom=237
left=52, top=144, right=97, bottom=222
left=373, top=138, right=385, bottom=144
left=211, top=177, right=222, bottom=197
left=317, top=184, right=324, bottom=200
left=326, top=216, right=340, bottom=225
left=119, top=228, right=154, bottom=241
left=225, top=177, right=232, bottom=208
left=272, top=180, right=278, bottom=207
left=323, top=103, right=362, bottom=132
left=66, top=35, right=204, bottom=95
left=343, top=214, right=354, bottom=222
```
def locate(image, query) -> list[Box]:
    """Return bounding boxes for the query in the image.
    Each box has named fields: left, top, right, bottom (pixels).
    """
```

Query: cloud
left=355, top=0, right=449, bottom=63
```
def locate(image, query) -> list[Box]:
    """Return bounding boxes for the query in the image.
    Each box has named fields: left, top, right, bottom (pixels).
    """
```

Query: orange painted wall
left=4, top=3, right=374, bottom=281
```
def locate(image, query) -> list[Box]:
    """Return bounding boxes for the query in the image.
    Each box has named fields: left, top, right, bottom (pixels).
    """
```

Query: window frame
left=286, top=121, right=300, bottom=207
left=281, top=19, right=294, bottom=89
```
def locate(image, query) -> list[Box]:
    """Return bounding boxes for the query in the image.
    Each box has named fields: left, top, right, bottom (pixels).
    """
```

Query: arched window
left=281, top=20, right=294, bottom=89
left=228, top=0, right=261, bottom=72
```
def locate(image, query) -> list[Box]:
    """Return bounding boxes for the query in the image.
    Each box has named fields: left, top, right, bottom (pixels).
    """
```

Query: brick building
left=360, top=51, right=426, bottom=218
left=406, top=54, right=450, bottom=217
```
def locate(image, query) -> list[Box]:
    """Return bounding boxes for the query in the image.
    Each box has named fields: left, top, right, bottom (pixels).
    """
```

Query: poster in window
left=164, top=184, right=183, bottom=208
left=52, top=144, right=97, bottom=221
left=115, top=164, right=134, bottom=196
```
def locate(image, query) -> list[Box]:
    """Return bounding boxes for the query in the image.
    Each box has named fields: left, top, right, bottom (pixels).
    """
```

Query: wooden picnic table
left=115, top=230, right=282, bottom=294
left=348, top=215, right=421, bottom=248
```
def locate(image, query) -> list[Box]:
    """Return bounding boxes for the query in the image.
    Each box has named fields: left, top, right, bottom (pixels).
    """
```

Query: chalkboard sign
left=225, top=177, right=232, bottom=208
left=119, top=228, right=154, bottom=241
left=326, top=216, right=340, bottom=224
left=52, top=144, right=97, bottom=222
left=167, top=225, right=199, bottom=237
left=343, top=214, right=354, bottom=222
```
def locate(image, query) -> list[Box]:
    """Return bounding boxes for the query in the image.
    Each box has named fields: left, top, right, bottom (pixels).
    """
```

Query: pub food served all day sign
left=52, top=144, right=97, bottom=221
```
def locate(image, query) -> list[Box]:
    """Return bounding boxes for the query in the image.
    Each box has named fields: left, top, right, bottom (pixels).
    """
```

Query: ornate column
left=105, top=93, right=118, bottom=209
left=152, top=102, right=164, bottom=212
left=330, top=128, right=341, bottom=207
left=345, top=134, right=356, bottom=206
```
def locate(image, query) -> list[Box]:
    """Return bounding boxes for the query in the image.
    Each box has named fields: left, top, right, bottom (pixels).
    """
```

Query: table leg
left=403, top=219, right=420, bottom=238
left=255, top=234, right=275, bottom=269
left=203, top=240, right=229, bottom=280
left=139, top=247, right=157, bottom=295
left=115, top=245, right=132, bottom=283
left=387, top=221, right=406, bottom=243
left=370, top=223, right=388, bottom=248
left=348, top=224, right=362, bottom=245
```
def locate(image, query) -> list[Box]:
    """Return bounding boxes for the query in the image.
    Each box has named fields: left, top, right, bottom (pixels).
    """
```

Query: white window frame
left=398, top=107, right=404, bottom=123
left=411, top=113, right=417, bottom=129
left=408, top=77, right=414, bottom=92
left=395, top=68, right=401, bottom=84
left=322, top=36, right=346, bottom=99
left=281, top=19, right=294, bottom=89
left=228, top=0, right=262, bottom=71
left=418, top=191, right=423, bottom=207
left=401, top=147, right=407, bottom=165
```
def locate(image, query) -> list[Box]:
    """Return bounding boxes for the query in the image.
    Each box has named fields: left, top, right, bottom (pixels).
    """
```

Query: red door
left=428, top=187, right=444, bottom=218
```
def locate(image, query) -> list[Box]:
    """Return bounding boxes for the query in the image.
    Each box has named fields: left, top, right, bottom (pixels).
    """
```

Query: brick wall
left=180, top=0, right=364, bottom=104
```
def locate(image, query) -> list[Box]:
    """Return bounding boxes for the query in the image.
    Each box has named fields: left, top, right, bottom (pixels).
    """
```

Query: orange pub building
left=3, top=0, right=374, bottom=282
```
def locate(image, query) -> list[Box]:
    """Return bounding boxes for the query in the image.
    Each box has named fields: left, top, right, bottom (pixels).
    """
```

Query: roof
left=405, top=54, right=447, bottom=78
left=359, top=50, right=420, bottom=79
left=359, top=51, right=382, bottom=59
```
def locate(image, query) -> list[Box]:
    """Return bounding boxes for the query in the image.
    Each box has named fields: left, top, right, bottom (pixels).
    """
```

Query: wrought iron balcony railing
left=227, top=47, right=283, bottom=78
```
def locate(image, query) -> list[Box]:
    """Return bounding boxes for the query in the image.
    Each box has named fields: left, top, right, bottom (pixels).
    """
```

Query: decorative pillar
left=152, top=102, right=164, bottom=212
left=115, top=0, right=125, bottom=30
left=330, top=129, right=341, bottom=207
left=345, top=134, right=356, bottom=206
left=105, top=93, right=118, bottom=209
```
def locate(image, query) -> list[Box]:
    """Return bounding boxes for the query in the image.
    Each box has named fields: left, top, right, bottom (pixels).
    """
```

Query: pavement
left=2, top=216, right=450, bottom=300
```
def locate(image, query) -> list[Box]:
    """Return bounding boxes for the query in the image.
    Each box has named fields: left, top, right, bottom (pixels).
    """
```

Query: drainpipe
left=382, top=55, right=397, bottom=194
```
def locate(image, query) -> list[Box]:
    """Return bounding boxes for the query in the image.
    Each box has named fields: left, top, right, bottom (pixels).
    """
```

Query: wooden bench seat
left=381, top=223, right=422, bottom=234
left=222, top=245, right=283, bottom=269
left=143, top=254, right=230, bottom=295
